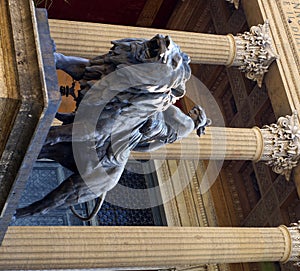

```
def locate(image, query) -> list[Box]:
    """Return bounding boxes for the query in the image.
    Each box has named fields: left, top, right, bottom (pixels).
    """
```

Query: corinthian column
left=49, top=20, right=277, bottom=86
left=131, top=126, right=263, bottom=161
left=49, top=19, right=236, bottom=66
left=0, top=223, right=299, bottom=270
left=132, top=111, right=300, bottom=181
left=259, top=111, right=300, bottom=181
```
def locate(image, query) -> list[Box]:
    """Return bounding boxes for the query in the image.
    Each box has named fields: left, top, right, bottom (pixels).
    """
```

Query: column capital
left=287, top=221, right=300, bottom=265
left=230, top=21, right=278, bottom=87
left=225, top=0, right=240, bottom=9
left=259, top=111, right=300, bottom=180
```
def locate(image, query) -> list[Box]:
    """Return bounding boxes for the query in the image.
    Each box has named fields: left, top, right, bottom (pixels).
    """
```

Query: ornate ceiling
left=39, top=0, right=179, bottom=28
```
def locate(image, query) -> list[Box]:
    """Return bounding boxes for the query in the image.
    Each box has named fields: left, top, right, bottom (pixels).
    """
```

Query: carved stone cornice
left=287, top=221, right=300, bottom=265
left=231, top=21, right=278, bottom=87
left=260, top=111, right=300, bottom=181
left=225, top=0, right=239, bottom=9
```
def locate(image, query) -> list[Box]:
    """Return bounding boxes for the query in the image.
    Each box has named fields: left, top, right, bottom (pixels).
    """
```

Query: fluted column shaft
left=49, top=19, right=236, bottom=65
left=0, top=225, right=297, bottom=270
left=133, top=112, right=300, bottom=181
left=49, top=20, right=277, bottom=86
left=131, top=127, right=263, bottom=161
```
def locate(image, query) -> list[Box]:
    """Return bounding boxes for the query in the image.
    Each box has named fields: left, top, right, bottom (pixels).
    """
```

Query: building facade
left=0, top=0, right=299, bottom=270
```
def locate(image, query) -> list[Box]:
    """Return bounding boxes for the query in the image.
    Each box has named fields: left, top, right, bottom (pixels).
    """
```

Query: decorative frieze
left=260, top=111, right=300, bottom=181
left=232, top=21, right=278, bottom=87
left=225, top=0, right=240, bottom=9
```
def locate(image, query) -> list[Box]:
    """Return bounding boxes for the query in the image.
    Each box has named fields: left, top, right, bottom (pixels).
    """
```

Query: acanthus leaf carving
left=261, top=111, right=300, bottom=181
left=233, top=21, right=278, bottom=87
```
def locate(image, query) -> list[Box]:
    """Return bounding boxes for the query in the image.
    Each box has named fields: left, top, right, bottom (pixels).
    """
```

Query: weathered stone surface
left=0, top=2, right=60, bottom=243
